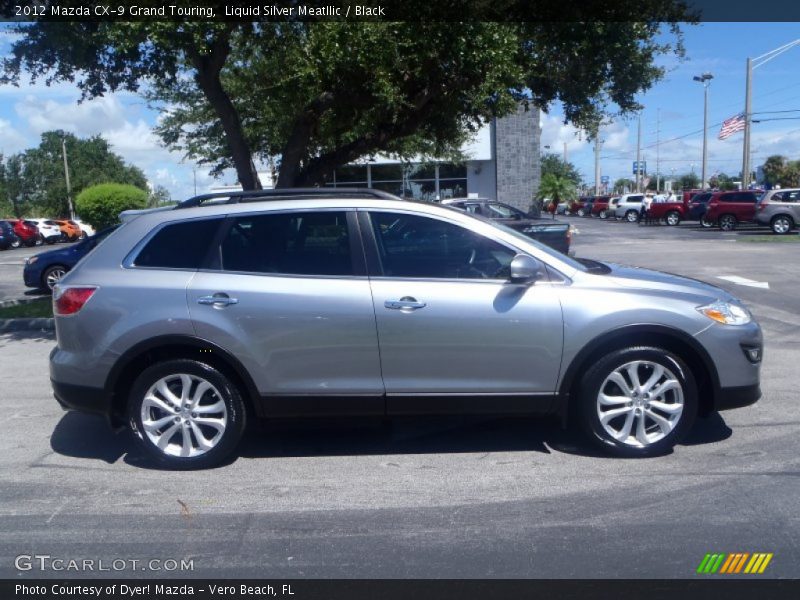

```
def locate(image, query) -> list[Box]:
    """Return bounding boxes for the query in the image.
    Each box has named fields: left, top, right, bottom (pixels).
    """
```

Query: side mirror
left=509, top=254, right=543, bottom=284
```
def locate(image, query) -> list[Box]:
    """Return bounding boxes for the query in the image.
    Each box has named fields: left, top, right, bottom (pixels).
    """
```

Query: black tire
left=599, top=210, right=608, bottom=219
left=771, top=215, right=794, bottom=235
left=127, top=359, right=247, bottom=469
left=718, top=214, right=737, bottom=231
left=577, top=346, right=697, bottom=457
left=45, top=236, right=57, bottom=245
left=665, top=211, right=681, bottom=226
left=42, top=265, right=68, bottom=292
left=700, top=215, right=714, bottom=228
left=625, top=210, right=639, bottom=223
left=11, top=238, right=21, bottom=249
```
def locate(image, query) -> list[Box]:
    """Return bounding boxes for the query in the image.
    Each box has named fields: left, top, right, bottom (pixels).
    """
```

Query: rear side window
left=219, top=211, right=353, bottom=276
left=134, top=218, right=223, bottom=269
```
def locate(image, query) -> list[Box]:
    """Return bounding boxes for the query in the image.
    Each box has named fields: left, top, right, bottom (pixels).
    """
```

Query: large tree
left=3, top=6, right=694, bottom=189
left=3, top=131, right=147, bottom=217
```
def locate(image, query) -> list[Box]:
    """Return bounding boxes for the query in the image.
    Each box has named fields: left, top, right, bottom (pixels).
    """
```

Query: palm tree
left=537, top=173, right=577, bottom=216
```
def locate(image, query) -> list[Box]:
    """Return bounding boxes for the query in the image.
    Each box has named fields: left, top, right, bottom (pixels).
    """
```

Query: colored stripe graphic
left=700, top=553, right=773, bottom=574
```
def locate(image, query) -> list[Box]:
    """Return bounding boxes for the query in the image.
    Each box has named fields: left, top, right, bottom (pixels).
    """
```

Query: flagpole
left=742, top=57, right=752, bottom=189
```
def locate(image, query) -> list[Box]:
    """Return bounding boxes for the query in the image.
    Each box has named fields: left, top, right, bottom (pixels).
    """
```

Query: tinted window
left=693, top=193, right=712, bottom=204
left=219, top=211, right=353, bottom=276
left=486, top=203, right=525, bottom=218
left=370, top=212, right=516, bottom=279
left=782, top=191, right=800, bottom=203
left=135, top=218, right=223, bottom=269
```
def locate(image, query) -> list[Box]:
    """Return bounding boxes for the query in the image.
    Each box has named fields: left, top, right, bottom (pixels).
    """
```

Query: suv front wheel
left=578, top=347, right=697, bottom=457
left=128, top=359, right=246, bottom=469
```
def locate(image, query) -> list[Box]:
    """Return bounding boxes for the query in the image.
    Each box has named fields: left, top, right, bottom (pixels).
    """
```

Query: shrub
left=75, top=183, right=148, bottom=230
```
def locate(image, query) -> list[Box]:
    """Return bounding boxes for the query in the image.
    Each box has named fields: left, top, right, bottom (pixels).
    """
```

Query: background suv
left=704, top=190, right=761, bottom=231
left=754, top=188, right=800, bottom=234
left=50, top=189, right=762, bottom=469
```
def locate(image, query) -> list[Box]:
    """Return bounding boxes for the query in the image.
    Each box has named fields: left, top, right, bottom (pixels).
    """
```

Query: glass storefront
left=328, top=162, right=467, bottom=201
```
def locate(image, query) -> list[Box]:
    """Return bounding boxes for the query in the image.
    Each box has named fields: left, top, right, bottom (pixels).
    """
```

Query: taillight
left=53, top=286, right=97, bottom=316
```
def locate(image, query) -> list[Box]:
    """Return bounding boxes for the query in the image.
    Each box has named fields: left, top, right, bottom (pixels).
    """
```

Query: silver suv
left=50, top=189, right=762, bottom=468
left=754, top=188, right=800, bottom=234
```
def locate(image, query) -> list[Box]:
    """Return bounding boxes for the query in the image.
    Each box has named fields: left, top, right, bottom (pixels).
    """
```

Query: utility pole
left=563, top=142, right=568, bottom=164
left=193, top=167, right=197, bottom=196
left=61, top=137, right=75, bottom=220
left=594, top=126, right=601, bottom=195
left=656, top=109, right=661, bottom=192
left=742, top=57, right=753, bottom=189
left=636, top=114, right=642, bottom=192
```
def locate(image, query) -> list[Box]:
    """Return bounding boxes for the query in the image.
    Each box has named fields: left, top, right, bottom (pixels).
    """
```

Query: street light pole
left=635, top=114, right=642, bottom=192
left=693, top=72, right=713, bottom=190
left=61, top=137, right=75, bottom=220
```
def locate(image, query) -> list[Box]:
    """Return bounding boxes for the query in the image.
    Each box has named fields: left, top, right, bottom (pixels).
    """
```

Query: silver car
left=754, top=188, right=800, bottom=234
left=49, top=189, right=762, bottom=468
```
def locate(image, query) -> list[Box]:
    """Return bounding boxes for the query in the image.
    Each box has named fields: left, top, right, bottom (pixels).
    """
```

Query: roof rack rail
left=175, top=187, right=402, bottom=209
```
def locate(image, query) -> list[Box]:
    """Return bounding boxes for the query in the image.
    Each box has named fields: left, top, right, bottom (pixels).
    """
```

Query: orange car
left=54, top=219, right=82, bottom=241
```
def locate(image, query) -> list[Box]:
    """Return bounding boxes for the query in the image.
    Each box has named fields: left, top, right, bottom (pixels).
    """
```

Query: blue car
left=0, top=220, right=20, bottom=250
left=23, top=226, right=116, bottom=291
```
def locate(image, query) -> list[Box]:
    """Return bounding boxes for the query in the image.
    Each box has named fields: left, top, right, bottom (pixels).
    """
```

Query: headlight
left=697, top=300, right=752, bottom=325
left=26, top=256, right=37, bottom=265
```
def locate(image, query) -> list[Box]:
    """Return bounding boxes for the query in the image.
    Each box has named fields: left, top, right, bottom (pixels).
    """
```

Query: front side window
left=369, top=212, right=515, bottom=279
left=219, top=211, right=353, bottom=276
left=134, top=218, right=223, bottom=269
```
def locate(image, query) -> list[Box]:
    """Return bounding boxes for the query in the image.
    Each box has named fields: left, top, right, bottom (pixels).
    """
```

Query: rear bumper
left=716, top=384, right=761, bottom=411
left=51, top=379, right=111, bottom=418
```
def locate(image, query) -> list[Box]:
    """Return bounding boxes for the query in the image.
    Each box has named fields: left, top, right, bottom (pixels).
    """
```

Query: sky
left=1, top=22, right=799, bottom=201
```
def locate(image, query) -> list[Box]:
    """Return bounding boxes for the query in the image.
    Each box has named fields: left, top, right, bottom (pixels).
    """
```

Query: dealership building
left=215, top=105, right=542, bottom=213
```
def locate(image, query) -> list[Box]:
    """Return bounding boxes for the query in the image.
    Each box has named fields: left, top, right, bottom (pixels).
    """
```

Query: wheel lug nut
left=174, top=417, right=180, bottom=423
left=191, top=412, right=197, bottom=418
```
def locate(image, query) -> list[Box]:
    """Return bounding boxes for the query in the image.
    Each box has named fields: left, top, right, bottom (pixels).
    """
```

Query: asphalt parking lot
left=1, top=217, right=798, bottom=579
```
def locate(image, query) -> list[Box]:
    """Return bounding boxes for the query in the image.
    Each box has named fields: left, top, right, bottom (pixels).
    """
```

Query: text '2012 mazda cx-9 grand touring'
left=49, top=189, right=762, bottom=468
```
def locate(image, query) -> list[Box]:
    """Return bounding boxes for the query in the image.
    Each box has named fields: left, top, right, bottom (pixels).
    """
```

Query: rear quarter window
left=133, top=218, right=223, bottom=269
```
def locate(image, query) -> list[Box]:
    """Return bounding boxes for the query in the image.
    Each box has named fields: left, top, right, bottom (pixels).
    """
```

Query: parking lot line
left=717, top=275, right=770, bottom=289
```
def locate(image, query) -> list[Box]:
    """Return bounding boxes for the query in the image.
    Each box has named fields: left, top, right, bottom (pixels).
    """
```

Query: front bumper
left=23, top=266, right=41, bottom=288
left=716, top=383, right=761, bottom=411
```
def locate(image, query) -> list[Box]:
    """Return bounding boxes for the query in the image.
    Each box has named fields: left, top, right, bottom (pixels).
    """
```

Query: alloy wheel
left=140, top=373, right=228, bottom=458
left=596, top=360, right=684, bottom=448
left=719, top=215, right=736, bottom=231
left=666, top=212, right=680, bottom=226
left=626, top=210, right=638, bottom=222
left=772, top=216, right=792, bottom=234
left=44, top=267, right=66, bottom=290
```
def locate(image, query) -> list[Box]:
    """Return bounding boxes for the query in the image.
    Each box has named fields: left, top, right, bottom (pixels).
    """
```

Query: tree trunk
left=188, top=31, right=261, bottom=191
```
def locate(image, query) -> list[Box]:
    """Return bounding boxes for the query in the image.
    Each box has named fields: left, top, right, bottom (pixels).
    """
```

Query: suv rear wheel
left=665, top=211, right=681, bottom=226
left=625, top=210, right=639, bottom=223
left=128, top=359, right=246, bottom=469
left=718, top=214, right=737, bottom=231
left=578, top=347, right=697, bottom=457
left=771, top=215, right=794, bottom=235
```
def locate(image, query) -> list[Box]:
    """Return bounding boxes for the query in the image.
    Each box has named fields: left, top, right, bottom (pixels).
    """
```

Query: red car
left=590, top=195, right=613, bottom=219
left=704, top=190, right=762, bottom=231
left=7, top=219, right=43, bottom=247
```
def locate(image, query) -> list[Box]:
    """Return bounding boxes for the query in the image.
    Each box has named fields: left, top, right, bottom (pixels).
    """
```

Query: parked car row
left=0, top=218, right=94, bottom=250
left=563, top=188, right=799, bottom=234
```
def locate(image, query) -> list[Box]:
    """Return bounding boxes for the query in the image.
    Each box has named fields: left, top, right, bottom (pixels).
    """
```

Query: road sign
left=600, top=175, right=610, bottom=184
left=633, top=161, right=646, bottom=175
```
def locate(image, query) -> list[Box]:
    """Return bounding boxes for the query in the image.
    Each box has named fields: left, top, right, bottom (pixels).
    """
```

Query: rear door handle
left=197, top=294, right=239, bottom=307
left=384, top=297, right=426, bottom=310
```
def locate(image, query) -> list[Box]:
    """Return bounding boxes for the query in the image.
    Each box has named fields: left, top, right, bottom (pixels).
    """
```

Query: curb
left=0, top=297, right=46, bottom=309
left=0, top=318, right=55, bottom=333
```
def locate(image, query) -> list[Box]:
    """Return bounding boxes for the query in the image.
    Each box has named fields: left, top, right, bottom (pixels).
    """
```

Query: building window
left=330, top=162, right=468, bottom=201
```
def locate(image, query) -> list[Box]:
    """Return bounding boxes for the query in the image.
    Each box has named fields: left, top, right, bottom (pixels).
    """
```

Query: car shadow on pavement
left=50, top=412, right=136, bottom=465
left=49, top=411, right=734, bottom=469
left=680, top=412, right=732, bottom=446
left=237, top=415, right=562, bottom=460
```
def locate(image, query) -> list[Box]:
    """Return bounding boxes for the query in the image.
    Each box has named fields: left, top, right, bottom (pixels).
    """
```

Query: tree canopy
left=541, top=153, right=582, bottom=187
left=1, top=131, right=147, bottom=218
left=3, top=8, right=694, bottom=189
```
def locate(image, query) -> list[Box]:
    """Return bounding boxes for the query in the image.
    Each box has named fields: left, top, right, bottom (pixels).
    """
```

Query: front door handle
left=384, top=297, right=427, bottom=311
left=197, top=294, right=239, bottom=307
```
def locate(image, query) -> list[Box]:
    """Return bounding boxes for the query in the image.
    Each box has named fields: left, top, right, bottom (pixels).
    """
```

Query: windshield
left=486, top=203, right=524, bottom=218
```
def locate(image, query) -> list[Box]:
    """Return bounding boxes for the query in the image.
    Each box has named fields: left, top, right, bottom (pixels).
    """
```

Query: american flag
left=718, top=113, right=746, bottom=140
